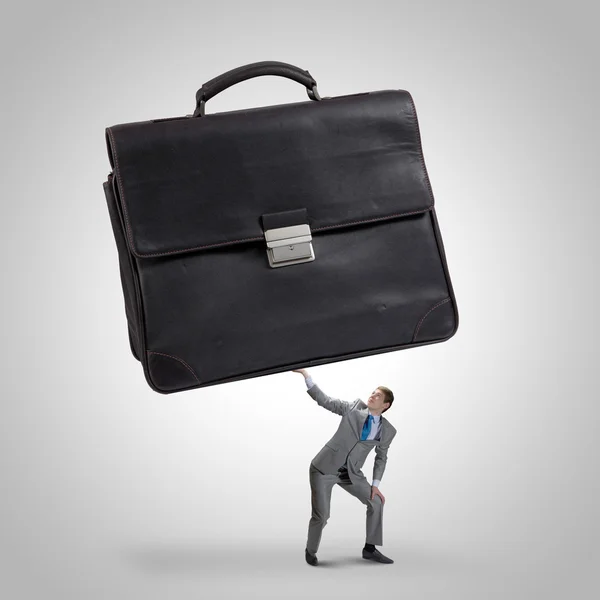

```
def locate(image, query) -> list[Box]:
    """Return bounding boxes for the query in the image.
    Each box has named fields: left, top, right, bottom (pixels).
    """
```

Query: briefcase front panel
left=104, top=89, right=458, bottom=393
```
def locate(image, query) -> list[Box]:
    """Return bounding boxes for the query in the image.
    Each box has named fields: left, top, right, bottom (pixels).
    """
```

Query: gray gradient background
left=1, top=1, right=598, bottom=598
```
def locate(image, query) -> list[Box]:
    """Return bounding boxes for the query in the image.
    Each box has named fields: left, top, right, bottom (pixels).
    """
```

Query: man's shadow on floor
left=122, top=541, right=469, bottom=574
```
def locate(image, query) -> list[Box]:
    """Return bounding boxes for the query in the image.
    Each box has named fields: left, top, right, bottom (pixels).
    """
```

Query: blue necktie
left=361, top=415, right=373, bottom=441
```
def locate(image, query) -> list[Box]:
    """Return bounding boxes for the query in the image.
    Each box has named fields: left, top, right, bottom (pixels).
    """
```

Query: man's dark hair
left=377, top=386, right=394, bottom=413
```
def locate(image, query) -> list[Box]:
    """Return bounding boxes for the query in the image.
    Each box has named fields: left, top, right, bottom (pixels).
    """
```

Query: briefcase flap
left=106, top=90, right=434, bottom=259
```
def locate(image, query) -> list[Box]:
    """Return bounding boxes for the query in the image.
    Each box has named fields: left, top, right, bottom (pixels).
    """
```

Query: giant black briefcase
left=103, top=61, right=459, bottom=394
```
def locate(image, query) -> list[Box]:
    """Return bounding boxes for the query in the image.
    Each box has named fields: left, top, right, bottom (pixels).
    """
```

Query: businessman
left=293, top=368, right=397, bottom=566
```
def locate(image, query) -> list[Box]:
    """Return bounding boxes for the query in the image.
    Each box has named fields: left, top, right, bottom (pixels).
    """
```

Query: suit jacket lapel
left=354, top=407, right=368, bottom=439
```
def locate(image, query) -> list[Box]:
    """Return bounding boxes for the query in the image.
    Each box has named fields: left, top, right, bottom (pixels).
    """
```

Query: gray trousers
left=306, top=462, right=384, bottom=554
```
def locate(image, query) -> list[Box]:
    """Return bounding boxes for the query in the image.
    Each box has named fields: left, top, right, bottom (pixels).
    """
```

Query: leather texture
left=103, top=74, right=459, bottom=394
left=196, top=60, right=316, bottom=104
left=194, top=61, right=318, bottom=116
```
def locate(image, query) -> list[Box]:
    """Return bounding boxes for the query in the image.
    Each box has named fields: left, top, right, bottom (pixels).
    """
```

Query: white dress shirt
left=305, top=375, right=382, bottom=488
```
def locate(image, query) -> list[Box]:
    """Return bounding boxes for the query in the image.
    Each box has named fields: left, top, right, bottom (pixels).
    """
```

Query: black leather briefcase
left=103, top=61, right=459, bottom=394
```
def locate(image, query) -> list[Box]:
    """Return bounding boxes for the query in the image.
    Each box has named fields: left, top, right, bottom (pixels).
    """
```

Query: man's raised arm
left=292, top=369, right=353, bottom=416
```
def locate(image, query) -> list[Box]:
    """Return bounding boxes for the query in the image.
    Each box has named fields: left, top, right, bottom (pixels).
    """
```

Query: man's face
left=367, top=388, right=390, bottom=413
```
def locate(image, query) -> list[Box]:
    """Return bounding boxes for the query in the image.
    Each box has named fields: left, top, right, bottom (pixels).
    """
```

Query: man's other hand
left=371, top=486, right=385, bottom=504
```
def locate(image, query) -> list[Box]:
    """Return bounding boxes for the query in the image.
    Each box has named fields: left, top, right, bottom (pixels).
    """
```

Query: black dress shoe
left=305, top=549, right=318, bottom=566
left=362, top=548, right=394, bottom=564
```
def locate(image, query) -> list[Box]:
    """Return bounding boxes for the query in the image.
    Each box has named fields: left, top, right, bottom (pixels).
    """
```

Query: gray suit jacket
left=308, top=384, right=397, bottom=486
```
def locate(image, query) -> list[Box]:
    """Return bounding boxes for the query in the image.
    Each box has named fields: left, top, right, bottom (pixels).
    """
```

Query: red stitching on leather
left=146, top=350, right=201, bottom=383
left=413, top=298, right=451, bottom=342
left=107, top=206, right=432, bottom=259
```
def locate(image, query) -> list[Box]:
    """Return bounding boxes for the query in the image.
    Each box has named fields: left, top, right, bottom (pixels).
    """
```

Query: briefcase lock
left=264, top=224, right=315, bottom=268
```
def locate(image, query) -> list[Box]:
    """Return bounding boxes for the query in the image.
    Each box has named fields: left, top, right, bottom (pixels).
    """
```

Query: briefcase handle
left=192, top=61, right=321, bottom=117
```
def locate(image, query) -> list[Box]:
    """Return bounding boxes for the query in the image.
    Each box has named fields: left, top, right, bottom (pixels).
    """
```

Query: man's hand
left=371, top=486, right=385, bottom=504
left=292, top=368, right=309, bottom=378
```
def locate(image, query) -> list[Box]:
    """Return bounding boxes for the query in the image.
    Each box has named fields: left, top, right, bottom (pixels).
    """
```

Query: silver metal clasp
left=264, top=223, right=315, bottom=268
